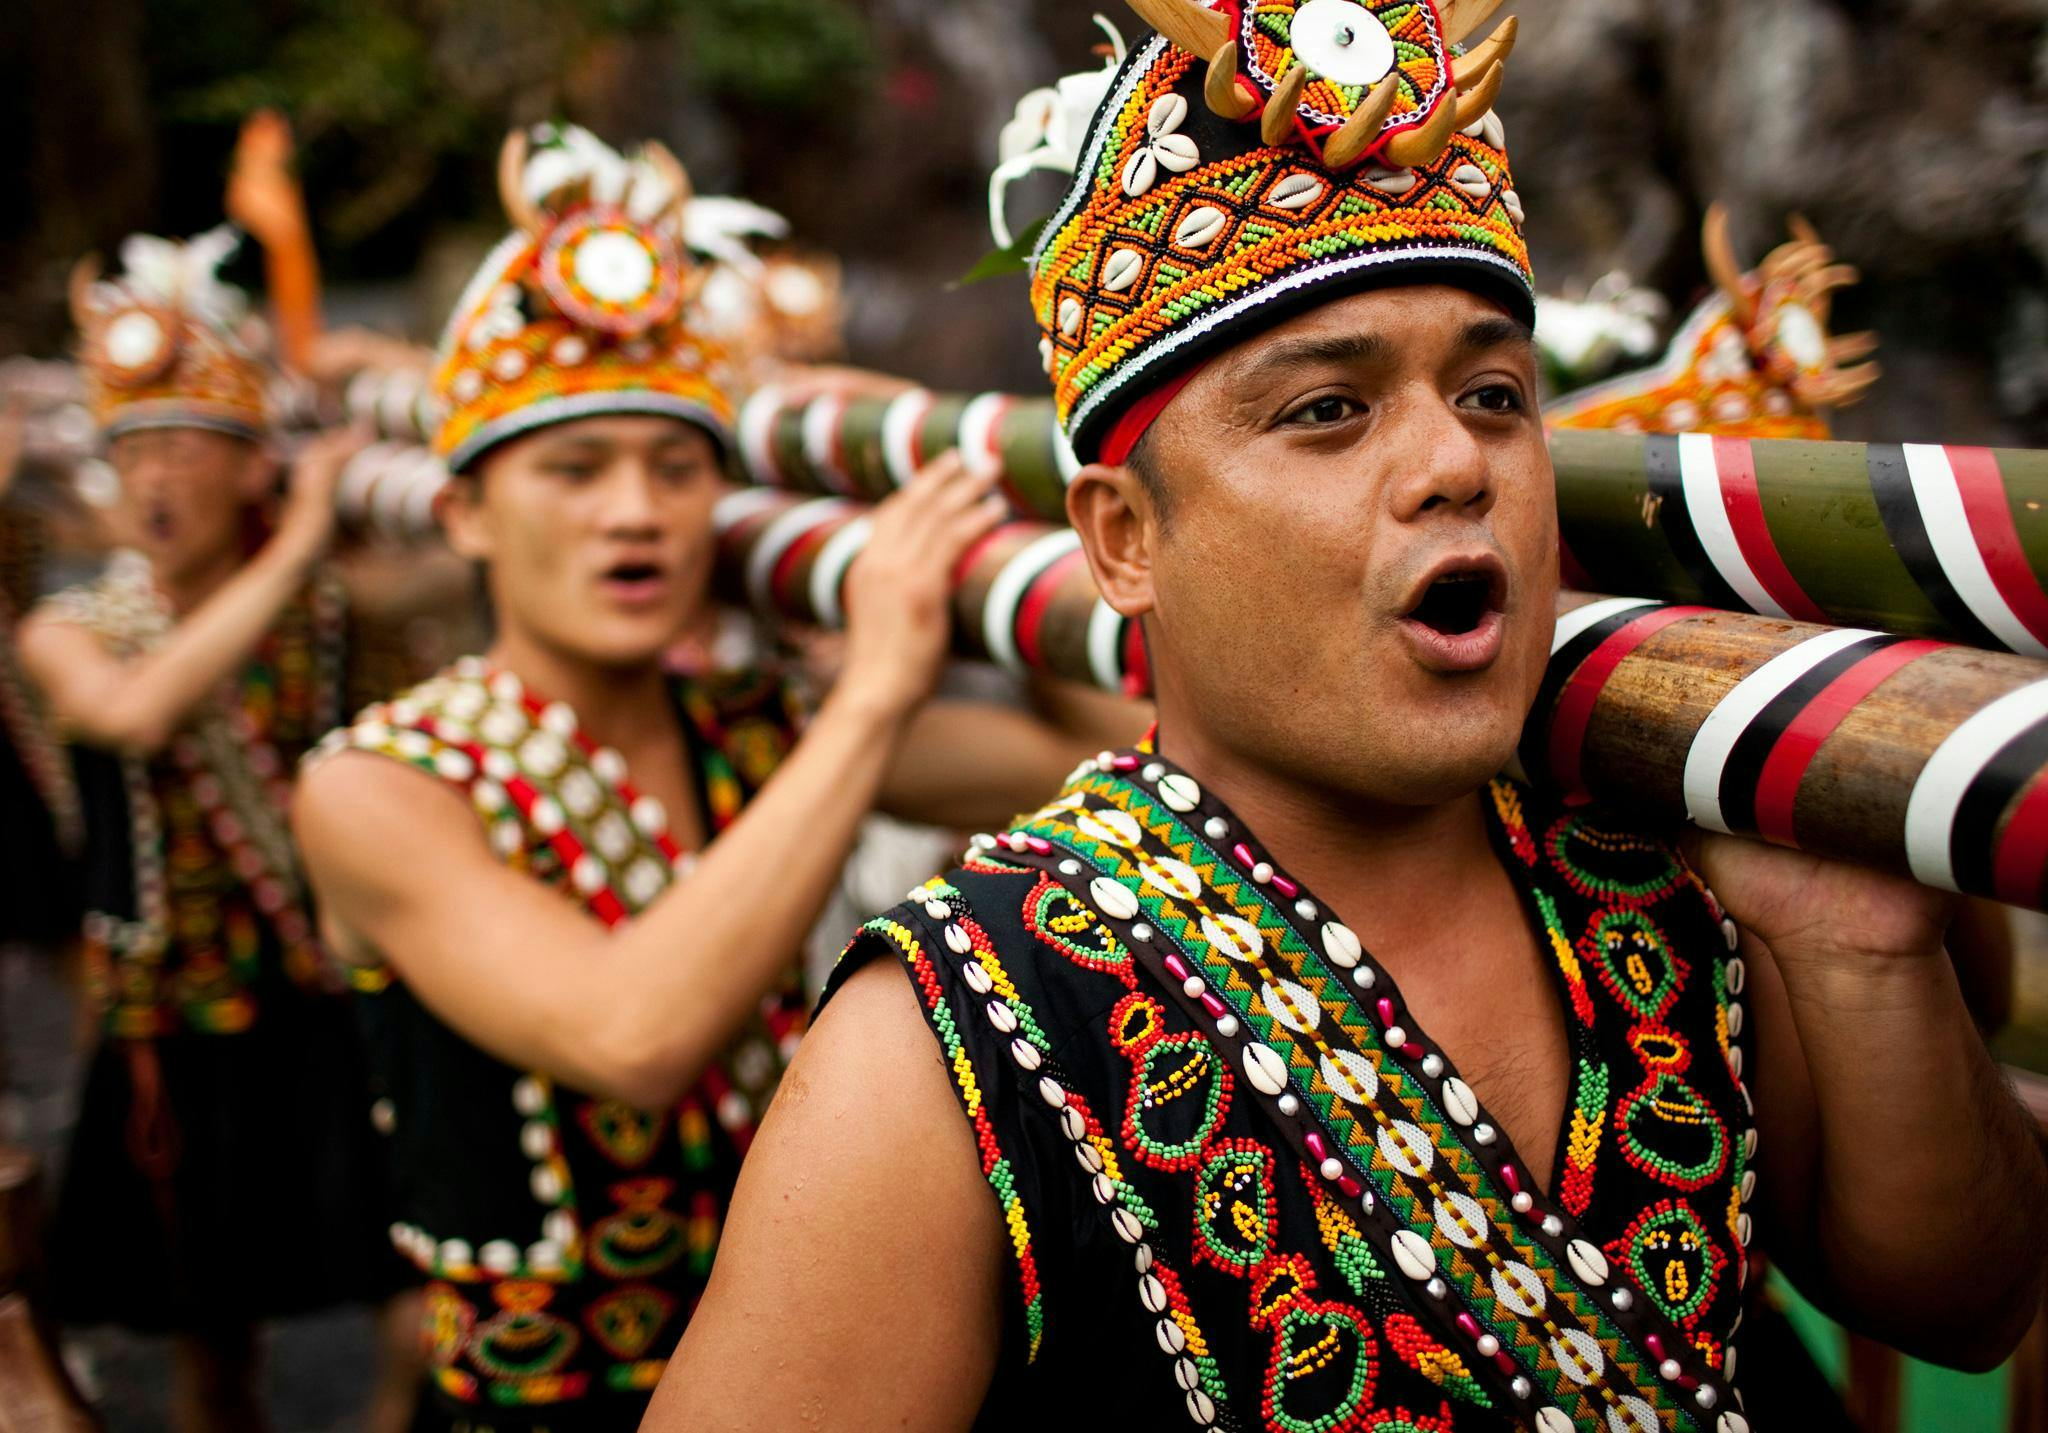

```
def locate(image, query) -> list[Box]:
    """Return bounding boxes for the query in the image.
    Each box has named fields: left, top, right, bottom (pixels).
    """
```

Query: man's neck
left=1154, top=718, right=1499, bottom=958
left=485, top=627, right=679, bottom=755
left=154, top=546, right=245, bottom=617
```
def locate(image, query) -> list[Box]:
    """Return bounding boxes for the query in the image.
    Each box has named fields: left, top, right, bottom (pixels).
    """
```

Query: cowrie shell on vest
left=1242, top=1042, right=1289, bottom=1096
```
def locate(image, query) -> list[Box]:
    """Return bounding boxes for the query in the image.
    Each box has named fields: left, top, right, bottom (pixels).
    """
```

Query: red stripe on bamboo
left=1546, top=606, right=1706, bottom=798
left=1015, top=549, right=1089, bottom=672
left=1951, top=446, right=2048, bottom=652
left=1993, top=772, right=2048, bottom=908
left=1121, top=620, right=1151, bottom=700
left=769, top=519, right=840, bottom=612
left=1750, top=639, right=1943, bottom=846
left=1714, top=436, right=1829, bottom=624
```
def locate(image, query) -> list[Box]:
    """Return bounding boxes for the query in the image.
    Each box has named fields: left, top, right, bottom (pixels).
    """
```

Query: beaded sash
left=959, top=750, right=1755, bottom=1433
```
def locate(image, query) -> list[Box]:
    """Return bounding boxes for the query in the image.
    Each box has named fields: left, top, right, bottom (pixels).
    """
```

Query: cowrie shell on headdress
left=1270, top=174, right=1326, bottom=211
left=1450, top=163, right=1493, bottom=202
left=1175, top=206, right=1226, bottom=250
left=1103, top=248, right=1144, bottom=293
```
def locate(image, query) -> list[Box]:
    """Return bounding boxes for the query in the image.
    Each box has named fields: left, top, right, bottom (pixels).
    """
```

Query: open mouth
left=1396, top=556, right=1507, bottom=672
left=598, top=559, right=672, bottom=607
left=1406, top=570, right=1497, bottom=637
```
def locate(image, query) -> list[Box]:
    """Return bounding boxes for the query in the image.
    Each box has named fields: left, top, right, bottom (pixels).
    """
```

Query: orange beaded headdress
left=1010, top=0, right=1533, bottom=464
left=69, top=226, right=270, bottom=442
left=1547, top=205, right=1880, bottom=440
left=433, top=125, right=741, bottom=473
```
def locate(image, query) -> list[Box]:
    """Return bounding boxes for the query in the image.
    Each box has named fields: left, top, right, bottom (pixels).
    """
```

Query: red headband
left=1097, top=366, right=1201, bottom=469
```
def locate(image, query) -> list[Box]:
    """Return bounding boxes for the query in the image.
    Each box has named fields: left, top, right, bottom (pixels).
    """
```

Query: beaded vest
left=41, top=551, right=344, bottom=1037
left=325, top=659, right=805, bottom=1416
left=831, top=751, right=1757, bottom=1433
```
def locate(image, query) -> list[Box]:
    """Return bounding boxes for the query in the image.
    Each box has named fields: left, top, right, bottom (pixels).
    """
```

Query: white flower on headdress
left=104, top=225, right=250, bottom=332
left=522, top=124, right=683, bottom=228
left=989, top=14, right=1128, bottom=249
left=685, top=196, right=791, bottom=277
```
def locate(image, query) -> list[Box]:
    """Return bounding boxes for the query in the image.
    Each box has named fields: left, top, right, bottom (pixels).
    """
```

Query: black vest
left=829, top=754, right=1755, bottom=1433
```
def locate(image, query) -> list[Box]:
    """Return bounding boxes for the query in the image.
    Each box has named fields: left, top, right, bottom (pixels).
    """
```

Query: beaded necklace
left=962, top=746, right=1755, bottom=1433
left=48, top=550, right=343, bottom=1033
left=328, top=659, right=798, bottom=1279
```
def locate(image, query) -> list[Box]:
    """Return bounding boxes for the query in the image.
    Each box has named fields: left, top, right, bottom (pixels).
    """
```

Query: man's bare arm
left=1700, top=834, right=2048, bottom=1369
left=19, top=431, right=356, bottom=755
left=298, top=676, right=920, bottom=1108
left=644, top=958, right=1005, bottom=1430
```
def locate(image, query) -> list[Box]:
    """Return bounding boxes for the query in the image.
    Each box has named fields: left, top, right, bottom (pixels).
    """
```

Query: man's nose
left=598, top=464, right=665, bottom=532
left=1383, top=393, right=1494, bottom=523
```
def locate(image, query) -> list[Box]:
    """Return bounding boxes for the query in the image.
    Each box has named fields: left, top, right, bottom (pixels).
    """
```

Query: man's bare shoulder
left=293, top=747, right=484, bottom=880
left=651, top=953, right=1006, bottom=1429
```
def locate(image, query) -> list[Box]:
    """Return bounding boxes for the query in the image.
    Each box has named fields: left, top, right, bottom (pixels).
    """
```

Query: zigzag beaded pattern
left=839, top=753, right=1756, bottom=1430
left=1009, top=774, right=1703, bottom=1429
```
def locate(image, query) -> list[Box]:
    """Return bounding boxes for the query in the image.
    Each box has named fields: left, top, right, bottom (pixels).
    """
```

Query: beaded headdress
left=1015, top=0, right=1532, bottom=464
left=433, top=125, right=741, bottom=473
left=69, top=226, right=270, bottom=443
left=1547, top=205, right=1880, bottom=439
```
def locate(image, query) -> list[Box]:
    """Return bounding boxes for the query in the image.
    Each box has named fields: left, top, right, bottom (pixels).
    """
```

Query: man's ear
left=1066, top=462, right=1157, bottom=621
left=239, top=440, right=282, bottom=505
left=435, top=475, right=492, bottom=562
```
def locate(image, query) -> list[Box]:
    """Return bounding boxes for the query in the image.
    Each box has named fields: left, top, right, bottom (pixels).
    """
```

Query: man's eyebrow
left=534, top=436, right=612, bottom=457
left=1457, top=315, right=1537, bottom=357
left=1234, top=331, right=1394, bottom=388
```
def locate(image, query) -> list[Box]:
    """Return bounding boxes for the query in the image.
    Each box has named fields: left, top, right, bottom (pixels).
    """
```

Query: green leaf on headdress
left=953, top=215, right=1052, bottom=289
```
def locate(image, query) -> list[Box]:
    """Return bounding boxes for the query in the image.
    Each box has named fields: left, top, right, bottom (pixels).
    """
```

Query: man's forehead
left=526, top=415, right=714, bottom=453
left=1219, top=285, right=1534, bottom=377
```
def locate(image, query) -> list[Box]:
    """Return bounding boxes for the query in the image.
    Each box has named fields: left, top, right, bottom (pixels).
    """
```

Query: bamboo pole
left=728, top=388, right=2048, bottom=659
left=335, top=444, right=2048, bottom=913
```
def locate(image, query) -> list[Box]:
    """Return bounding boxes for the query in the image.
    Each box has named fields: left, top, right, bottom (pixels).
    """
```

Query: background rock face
left=1499, top=0, right=2048, bottom=444
left=3, top=0, right=2044, bottom=445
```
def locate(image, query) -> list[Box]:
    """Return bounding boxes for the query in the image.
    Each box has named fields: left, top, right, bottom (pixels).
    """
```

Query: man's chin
left=1334, top=710, right=1527, bottom=807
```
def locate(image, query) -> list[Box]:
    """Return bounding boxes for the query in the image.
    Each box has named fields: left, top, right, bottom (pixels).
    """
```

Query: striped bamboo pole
left=710, top=484, right=2048, bottom=914
left=1551, top=430, right=2048, bottom=658
left=334, top=444, right=2048, bottom=913
left=709, top=488, right=1148, bottom=697
left=1526, top=598, right=2048, bottom=912
left=733, top=386, right=1076, bottom=521
left=728, top=388, right=2048, bottom=659
left=333, top=440, right=451, bottom=542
